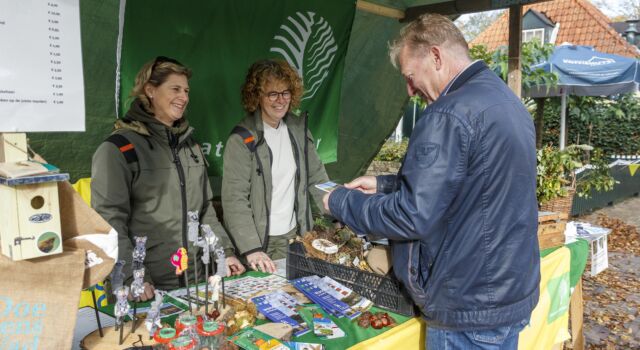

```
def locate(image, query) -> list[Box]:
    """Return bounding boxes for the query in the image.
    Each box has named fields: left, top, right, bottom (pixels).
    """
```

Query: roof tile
left=470, top=0, right=639, bottom=58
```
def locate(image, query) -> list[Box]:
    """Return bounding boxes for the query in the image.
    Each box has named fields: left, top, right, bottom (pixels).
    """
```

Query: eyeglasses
left=264, top=90, right=292, bottom=102
left=151, top=56, right=183, bottom=73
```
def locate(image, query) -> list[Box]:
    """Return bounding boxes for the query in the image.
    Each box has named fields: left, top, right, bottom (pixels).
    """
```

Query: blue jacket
left=329, top=61, right=540, bottom=330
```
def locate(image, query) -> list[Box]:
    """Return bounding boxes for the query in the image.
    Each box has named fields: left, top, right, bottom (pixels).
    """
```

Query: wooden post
left=570, top=279, right=585, bottom=350
left=508, top=5, right=522, bottom=98
left=356, top=0, right=404, bottom=20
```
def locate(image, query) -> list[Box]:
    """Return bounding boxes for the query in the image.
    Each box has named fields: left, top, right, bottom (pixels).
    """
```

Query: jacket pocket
left=392, top=241, right=427, bottom=307
left=469, top=319, right=527, bottom=345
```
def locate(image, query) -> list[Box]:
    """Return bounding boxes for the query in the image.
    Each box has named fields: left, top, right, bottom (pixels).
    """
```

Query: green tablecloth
left=99, top=271, right=412, bottom=348
left=540, top=238, right=589, bottom=288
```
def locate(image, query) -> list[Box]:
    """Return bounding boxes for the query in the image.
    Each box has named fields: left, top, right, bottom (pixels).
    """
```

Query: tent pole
left=560, top=91, right=567, bottom=150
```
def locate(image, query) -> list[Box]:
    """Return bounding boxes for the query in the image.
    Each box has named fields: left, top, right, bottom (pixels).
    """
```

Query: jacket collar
left=118, top=99, right=193, bottom=144
left=248, top=109, right=292, bottom=144
left=441, top=60, right=488, bottom=96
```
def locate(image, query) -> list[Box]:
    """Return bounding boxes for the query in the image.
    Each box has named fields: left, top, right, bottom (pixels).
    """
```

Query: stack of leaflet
left=251, top=290, right=311, bottom=337
left=291, top=276, right=373, bottom=320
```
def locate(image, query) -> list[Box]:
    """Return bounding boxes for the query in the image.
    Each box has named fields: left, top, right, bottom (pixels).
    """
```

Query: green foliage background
left=539, top=94, right=640, bottom=155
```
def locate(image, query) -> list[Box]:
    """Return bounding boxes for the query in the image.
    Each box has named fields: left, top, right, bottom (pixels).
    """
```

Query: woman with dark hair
left=92, top=57, right=245, bottom=297
left=222, top=59, right=330, bottom=273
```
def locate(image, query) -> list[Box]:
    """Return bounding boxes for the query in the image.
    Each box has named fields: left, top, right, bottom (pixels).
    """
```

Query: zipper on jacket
left=168, top=130, right=189, bottom=257
left=255, top=140, right=272, bottom=252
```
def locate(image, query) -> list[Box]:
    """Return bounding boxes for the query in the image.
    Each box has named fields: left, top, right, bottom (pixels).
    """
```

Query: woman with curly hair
left=222, top=59, right=330, bottom=273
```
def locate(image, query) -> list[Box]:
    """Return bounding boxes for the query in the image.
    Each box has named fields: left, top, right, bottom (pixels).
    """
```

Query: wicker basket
left=539, top=187, right=576, bottom=217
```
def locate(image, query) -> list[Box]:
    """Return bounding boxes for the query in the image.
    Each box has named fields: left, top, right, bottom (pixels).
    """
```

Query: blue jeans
left=426, top=319, right=529, bottom=350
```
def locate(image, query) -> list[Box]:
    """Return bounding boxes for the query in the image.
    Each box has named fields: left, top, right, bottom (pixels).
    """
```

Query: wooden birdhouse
left=0, top=173, right=69, bottom=261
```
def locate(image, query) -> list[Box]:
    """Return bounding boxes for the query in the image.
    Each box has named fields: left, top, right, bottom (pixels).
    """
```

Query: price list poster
left=0, top=0, right=85, bottom=132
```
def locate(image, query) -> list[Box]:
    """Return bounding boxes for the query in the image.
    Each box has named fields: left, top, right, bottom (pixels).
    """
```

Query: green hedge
left=539, top=94, right=640, bottom=155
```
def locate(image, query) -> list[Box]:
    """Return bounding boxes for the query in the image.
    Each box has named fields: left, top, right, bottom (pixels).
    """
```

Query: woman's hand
left=225, top=256, right=246, bottom=276
left=245, top=251, right=277, bottom=274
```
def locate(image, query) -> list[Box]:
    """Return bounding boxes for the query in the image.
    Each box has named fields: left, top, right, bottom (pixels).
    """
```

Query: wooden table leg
left=570, top=279, right=584, bottom=350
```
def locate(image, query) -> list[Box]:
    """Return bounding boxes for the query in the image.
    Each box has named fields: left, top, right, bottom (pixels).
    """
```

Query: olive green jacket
left=222, top=110, right=329, bottom=256
left=91, top=100, right=234, bottom=290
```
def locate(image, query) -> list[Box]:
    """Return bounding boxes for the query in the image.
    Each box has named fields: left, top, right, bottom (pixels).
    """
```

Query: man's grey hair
left=389, top=13, right=469, bottom=69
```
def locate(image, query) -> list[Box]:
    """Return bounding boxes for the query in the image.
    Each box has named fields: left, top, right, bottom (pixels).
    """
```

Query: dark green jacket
left=222, top=110, right=329, bottom=256
left=91, top=99, right=234, bottom=290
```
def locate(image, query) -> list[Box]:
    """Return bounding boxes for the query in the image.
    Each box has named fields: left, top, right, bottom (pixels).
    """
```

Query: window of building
left=523, top=28, right=545, bottom=43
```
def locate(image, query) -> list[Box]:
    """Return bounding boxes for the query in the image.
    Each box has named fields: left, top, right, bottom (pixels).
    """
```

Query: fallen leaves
left=570, top=213, right=640, bottom=349
left=595, top=215, right=640, bottom=255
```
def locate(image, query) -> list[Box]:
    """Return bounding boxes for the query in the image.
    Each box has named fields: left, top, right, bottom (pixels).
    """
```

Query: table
left=353, top=240, right=590, bottom=350
left=88, top=271, right=415, bottom=349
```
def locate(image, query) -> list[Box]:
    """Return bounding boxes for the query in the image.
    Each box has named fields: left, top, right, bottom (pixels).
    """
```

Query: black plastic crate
left=287, top=242, right=415, bottom=317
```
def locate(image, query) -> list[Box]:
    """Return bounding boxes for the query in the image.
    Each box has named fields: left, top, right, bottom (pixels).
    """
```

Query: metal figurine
left=171, top=247, right=192, bottom=313
left=207, top=274, right=222, bottom=310
left=214, top=246, right=227, bottom=308
left=196, top=233, right=211, bottom=317
left=186, top=211, right=201, bottom=307
left=114, top=286, right=130, bottom=345
left=130, top=268, right=145, bottom=332
left=131, top=236, right=147, bottom=333
left=132, top=236, right=147, bottom=267
left=110, top=259, right=126, bottom=295
left=200, top=224, right=219, bottom=251
left=187, top=211, right=200, bottom=243
left=145, top=290, right=165, bottom=340
left=203, top=224, right=224, bottom=310
left=110, top=260, right=126, bottom=332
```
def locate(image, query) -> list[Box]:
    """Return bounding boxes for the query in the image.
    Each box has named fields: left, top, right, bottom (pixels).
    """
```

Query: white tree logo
left=270, top=12, right=338, bottom=101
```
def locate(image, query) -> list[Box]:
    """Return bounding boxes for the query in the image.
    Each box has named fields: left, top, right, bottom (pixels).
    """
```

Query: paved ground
left=581, top=196, right=640, bottom=229
left=575, top=195, right=640, bottom=349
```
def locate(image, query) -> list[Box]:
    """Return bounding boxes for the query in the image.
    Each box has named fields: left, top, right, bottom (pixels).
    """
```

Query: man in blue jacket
left=323, top=13, right=540, bottom=349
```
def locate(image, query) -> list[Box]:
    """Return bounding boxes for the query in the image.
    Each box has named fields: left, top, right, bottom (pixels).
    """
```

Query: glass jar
left=168, top=335, right=196, bottom=350
left=196, top=321, right=225, bottom=350
left=152, top=327, right=177, bottom=350
left=175, top=314, right=199, bottom=346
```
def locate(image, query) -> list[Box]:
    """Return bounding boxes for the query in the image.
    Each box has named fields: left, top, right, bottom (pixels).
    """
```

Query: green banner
left=119, top=0, right=355, bottom=176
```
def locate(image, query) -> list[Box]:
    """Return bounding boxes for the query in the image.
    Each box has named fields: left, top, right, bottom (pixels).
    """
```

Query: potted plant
left=536, top=144, right=616, bottom=215
left=368, top=138, right=408, bottom=175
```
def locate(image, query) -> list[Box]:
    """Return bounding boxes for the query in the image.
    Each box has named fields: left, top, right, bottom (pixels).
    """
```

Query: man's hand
left=323, top=176, right=378, bottom=213
left=323, top=192, right=332, bottom=213
left=226, top=256, right=246, bottom=276
left=246, top=251, right=277, bottom=274
left=345, top=176, right=377, bottom=194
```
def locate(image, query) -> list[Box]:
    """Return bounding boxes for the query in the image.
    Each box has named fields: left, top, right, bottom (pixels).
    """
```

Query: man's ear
left=430, top=46, right=443, bottom=70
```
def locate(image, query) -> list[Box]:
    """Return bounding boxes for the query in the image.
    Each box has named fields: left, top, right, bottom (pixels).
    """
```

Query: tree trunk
left=534, top=98, right=546, bottom=148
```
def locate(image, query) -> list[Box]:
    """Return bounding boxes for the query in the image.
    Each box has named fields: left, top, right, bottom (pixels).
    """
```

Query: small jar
left=168, top=335, right=196, bottom=350
left=152, top=327, right=177, bottom=350
left=196, top=321, right=225, bottom=349
left=175, top=314, right=199, bottom=345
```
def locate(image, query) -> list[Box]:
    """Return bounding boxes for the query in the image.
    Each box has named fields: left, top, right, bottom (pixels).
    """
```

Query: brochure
left=230, top=328, right=291, bottom=350
left=291, top=276, right=364, bottom=319
left=284, top=342, right=325, bottom=350
left=252, top=291, right=310, bottom=337
left=314, top=181, right=341, bottom=193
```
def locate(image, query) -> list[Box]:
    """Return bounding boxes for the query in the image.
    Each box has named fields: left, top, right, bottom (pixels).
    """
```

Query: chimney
left=624, top=19, right=639, bottom=48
